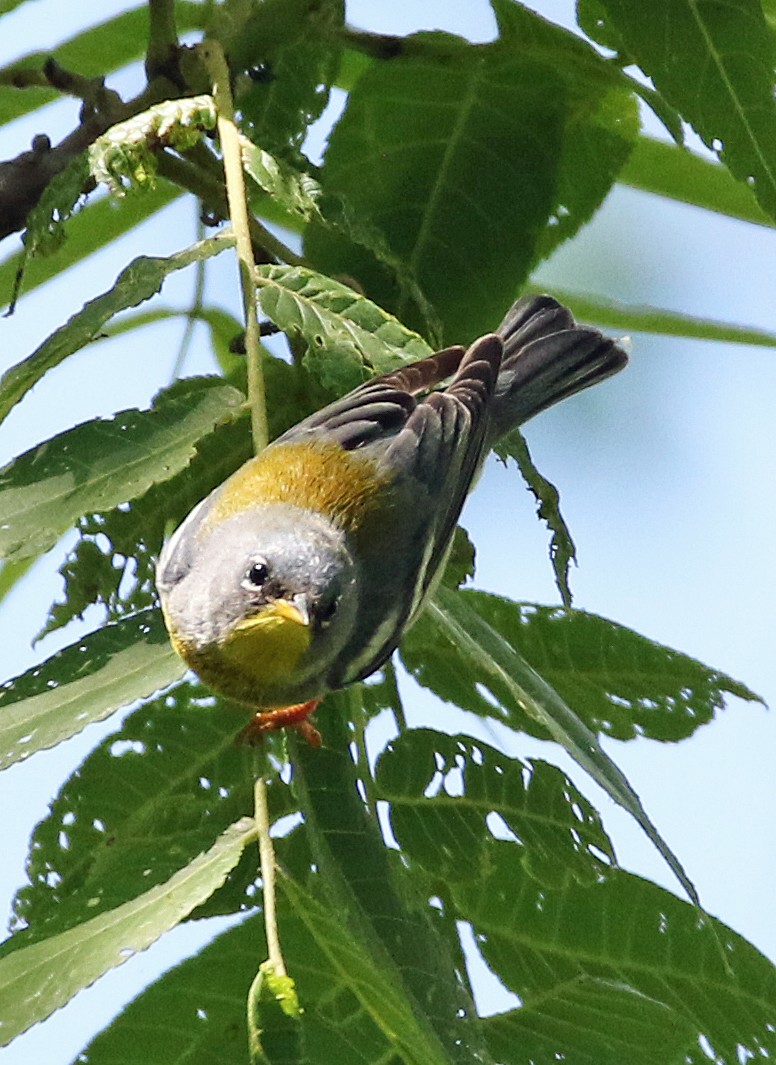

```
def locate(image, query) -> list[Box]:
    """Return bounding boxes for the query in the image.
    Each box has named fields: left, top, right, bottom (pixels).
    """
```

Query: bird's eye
left=244, top=560, right=269, bottom=588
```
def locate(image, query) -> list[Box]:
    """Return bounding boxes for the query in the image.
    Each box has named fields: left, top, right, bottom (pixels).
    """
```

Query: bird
left=156, top=294, right=627, bottom=742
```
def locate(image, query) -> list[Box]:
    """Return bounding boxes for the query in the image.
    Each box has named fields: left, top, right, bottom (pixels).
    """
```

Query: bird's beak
left=272, top=595, right=310, bottom=628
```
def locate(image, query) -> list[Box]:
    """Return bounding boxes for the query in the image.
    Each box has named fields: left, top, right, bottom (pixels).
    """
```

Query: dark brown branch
left=0, top=61, right=179, bottom=243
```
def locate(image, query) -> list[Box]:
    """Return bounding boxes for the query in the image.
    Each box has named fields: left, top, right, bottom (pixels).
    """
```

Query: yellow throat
left=218, top=600, right=311, bottom=690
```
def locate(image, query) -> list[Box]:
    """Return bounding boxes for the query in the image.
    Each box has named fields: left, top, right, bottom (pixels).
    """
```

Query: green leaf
left=405, top=587, right=702, bottom=908
left=484, top=978, right=695, bottom=1065
left=0, top=375, right=244, bottom=563
left=456, top=594, right=761, bottom=742
left=592, top=0, right=776, bottom=221
left=291, top=701, right=485, bottom=1064
left=441, top=525, right=476, bottom=590
left=0, top=818, right=256, bottom=1048
left=255, top=263, right=433, bottom=393
left=80, top=895, right=455, bottom=1065
left=0, top=183, right=182, bottom=313
left=455, top=848, right=776, bottom=1065
left=308, top=21, right=637, bottom=340
left=10, top=680, right=269, bottom=939
left=241, top=138, right=323, bottom=225
left=78, top=915, right=261, bottom=1065
left=376, top=729, right=614, bottom=889
left=0, top=610, right=183, bottom=771
left=546, top=285, right=776, bottom=348
left=280, top=875, right=455, bottom=1065
left=491, top=0, right=640, bottom=264
left=228, top=0, right=345, bottom=159
left=495, top=429, right=576, bottom=607
left=0, top=232, right=234, bottom=423
left=621, top=135, right=772, bottom=228
left=21, top=153, right=90, bottom=259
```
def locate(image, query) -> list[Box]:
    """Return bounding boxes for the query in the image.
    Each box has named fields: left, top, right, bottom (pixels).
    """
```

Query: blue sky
left=0, top=1, right=774, bottom=1060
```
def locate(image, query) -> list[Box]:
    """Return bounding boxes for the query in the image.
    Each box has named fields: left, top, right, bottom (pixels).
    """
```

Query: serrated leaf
left=441, top=525, right=476, bottom=590
left=0, top=375, right=244, bottom=563
left=376, top=729, right=614, bottom=889
left=495, top=429, right=576, bottom=606
left=492, top=0, right=640, bottom=265
left=455, top=847, right=776, bottom=1065
left=593, top=0, right=776, bottom=221
left=11, top=681, right=274, bottom=939
left=454, top=594, right=761, bottom=742
left=79, top=897, right=447, bottom=1065
left=0, top=232, right=234, bottom=423
left=77, top=915, right=262, bottom=1065
left=255, top=263, right=433, bottom=392
left=0, top=183, right=182, bottom=313
left=241, top=138, right=323, bottom=224
left=0, top=610, right=183, bottom=771
left=307, top=22, right=637, bottom=340
left=405, top=586, right=702, bottom=909
left=0, top=818, right=256, bottom=1048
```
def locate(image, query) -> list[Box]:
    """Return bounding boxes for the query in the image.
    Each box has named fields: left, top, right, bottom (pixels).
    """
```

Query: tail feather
left=488, top=295, right=628, bottom=442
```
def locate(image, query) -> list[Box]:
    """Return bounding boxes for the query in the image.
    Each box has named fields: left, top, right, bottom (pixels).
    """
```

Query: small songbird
left=156, top=295, right=627, bottom=739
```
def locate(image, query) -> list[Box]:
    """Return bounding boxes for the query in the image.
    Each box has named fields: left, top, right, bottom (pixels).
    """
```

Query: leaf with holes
left=255, top=263, right=433, bottom=394
left=9, top=681, right=291, bottom=940
left=0, top=610, right=183, bottom=771
left=456, top=845, right=776, bottom=1065
left=376, top=729, right=614, bottom=888
left=590, top=0, right=776, bottom=222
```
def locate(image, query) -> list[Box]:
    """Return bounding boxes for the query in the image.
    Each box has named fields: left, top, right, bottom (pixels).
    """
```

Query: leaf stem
left=198, top=40, right=268, bottom=453
left=253, top=768, right=286, bottom=976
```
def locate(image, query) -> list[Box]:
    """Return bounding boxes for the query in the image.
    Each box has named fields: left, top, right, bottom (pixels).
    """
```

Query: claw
left=237, top=699, right=322, bottom=747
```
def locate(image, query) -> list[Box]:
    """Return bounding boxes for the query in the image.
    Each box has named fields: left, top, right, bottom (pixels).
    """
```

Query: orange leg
left=237, top=699, right=322, bottom=748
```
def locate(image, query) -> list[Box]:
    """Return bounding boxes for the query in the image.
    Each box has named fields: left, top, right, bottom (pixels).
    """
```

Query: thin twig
left=198, top=38, right=285, bottom=982
left=146, top=0, right=180, bottom=81
left=253, top=768, right=286, bottom=976
left=198, top=39, right=268, bottom=453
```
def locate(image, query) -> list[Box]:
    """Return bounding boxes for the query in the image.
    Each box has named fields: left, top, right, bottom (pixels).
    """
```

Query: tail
left=487, top=295, right=628, bottom=443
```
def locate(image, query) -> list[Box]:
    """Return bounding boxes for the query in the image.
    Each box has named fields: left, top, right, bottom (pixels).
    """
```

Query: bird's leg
left=237, top=699, right=322, bottom=747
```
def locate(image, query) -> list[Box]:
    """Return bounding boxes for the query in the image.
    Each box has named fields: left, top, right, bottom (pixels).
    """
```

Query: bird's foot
left=237, top=699, right=322, bottom=748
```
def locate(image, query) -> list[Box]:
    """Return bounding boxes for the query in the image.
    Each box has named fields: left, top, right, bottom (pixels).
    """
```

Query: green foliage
left=587, top=0, right=776, bottom=218
left=0, top=2, right=773, bottom=1063
left=306, top=18, right=638, bottom=341
left=495, top=429, right=577, bottom=606
left=0, top=375, right=244, bottom=561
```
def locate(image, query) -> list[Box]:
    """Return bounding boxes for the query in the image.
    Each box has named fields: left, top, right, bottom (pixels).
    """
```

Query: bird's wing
left=380, top=333, right=503, bottom=602
left=341, top=334, right=504, bottom=685
left=276, top=345, right=466, bottom=450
